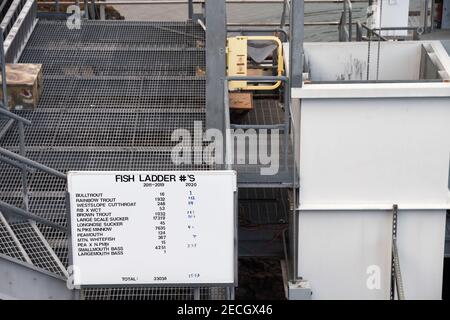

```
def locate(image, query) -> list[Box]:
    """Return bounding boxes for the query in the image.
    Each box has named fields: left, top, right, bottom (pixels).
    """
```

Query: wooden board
left=229, top=92, right=253, bottom=110
left=0, top=64, right=43, bottom=110
left=247, top=68, right=272, bottom=76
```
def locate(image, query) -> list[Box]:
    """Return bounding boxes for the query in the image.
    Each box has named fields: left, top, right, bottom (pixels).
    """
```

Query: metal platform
left=232, top=98, right=296, bottom=187
left=0, top=19, right=229, bottom=300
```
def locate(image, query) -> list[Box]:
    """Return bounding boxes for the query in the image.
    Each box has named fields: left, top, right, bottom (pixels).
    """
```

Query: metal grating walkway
left=0, top=212, right=27, bottom=261
left=0, top=20, right=226, bottom=299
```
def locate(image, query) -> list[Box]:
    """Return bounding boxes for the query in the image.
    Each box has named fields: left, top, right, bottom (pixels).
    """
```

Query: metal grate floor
left=0, top=212, right=27, bottom=261
left=1, top=109, right=205, bottom=147
left=82, top=287, right=227, bottom=300
left=20, top=48, right=206, bottom=77
left=0, top=20, right=222, bottom=299
left=25, top=20, right=205, bottom=49
left=9, top=221, right=66, bottom=276
left=231, top=98, right=296, bottom=186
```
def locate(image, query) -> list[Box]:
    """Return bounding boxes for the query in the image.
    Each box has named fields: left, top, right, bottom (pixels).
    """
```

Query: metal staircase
left=0, top=211, right=73, bottom=299
left=0, top=16, right=229, bottom=299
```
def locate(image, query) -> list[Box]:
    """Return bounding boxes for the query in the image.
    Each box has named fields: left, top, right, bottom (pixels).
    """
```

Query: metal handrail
left=280, top=0, right=290, bottom=28
left=359, top=22, right=388, bottom=41
left=356, top=19, right=424, bottom=42
left=338, top=0, right=352, bottom=41
left=0, top=200, right=68, bottom=231
left=0, top=28, right=67, bottom=230
left=0, top=147, right=67, bottom=180
left=225, top=75, right=290, bottom=172
left=0, top=107, right=32, bottom=125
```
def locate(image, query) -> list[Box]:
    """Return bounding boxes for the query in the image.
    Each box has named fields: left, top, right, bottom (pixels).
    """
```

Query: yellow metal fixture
left=227, top=35, right=284, bottom=91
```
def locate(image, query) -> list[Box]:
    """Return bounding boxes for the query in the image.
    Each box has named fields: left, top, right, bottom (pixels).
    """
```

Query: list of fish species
left=74, top=193, right=135, bottom=257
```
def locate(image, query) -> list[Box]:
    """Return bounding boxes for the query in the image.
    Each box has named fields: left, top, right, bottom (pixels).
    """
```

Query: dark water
left=115, top=0, right=424, bottom=41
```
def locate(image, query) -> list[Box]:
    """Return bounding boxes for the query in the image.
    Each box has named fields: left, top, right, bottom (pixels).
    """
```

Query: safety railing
left=355, top=22, right=424, bottom=42
left=0, top=27, right=68, bottom=232
left=38, top=0, right=363, bottom=34
left=338, top=0, right=352, bottom=41
left=224, top=75, right=291, bottom=176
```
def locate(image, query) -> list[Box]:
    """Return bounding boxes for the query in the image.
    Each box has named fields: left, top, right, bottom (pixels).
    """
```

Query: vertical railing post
left=289, top=0, right=304, bottom=284
left=347, top=0, right=352, bottom=42
left=424, top=0, right=430, bottom=33
left=91, top=0, right=97, bottom=20
left=18, top=121, right=29, bottom=211
left=0, top=27, right=8, bottom=110
left=99, top=1, right=106, bottom=20
left=188, top=0, right=194, bottom=20
left=280, top=0, right=289, bottom=29
left=356, top=22, right=362, bottom=41
left=84, top=0, right=89, bottom=19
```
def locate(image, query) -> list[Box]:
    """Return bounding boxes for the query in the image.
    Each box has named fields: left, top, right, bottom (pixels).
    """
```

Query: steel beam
left=0, top=253, right=76, bottom=300
left=290, top=0, right=304, bottom=88
left=1, top=25, right=8, bottom=109
left=0, top=147, right=67, bottom=180
left=205, top=0, right=226, bottom=138
left=188, top=0, right=194, bottom=19
left=0, top=200, right=67, bottom=231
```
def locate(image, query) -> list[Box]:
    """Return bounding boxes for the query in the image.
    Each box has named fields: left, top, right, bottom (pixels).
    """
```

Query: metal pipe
left=227, top=75, right=288, bottom=82
left=356, top=21, right=362, bottom=41
left=0, top=118, right=14, bottom=139
left=280, top=0, right=289, bottom=28
left=0, top=108, right=32, bottom=125
left=310, top=79, right=445, bottom=84
left=0, top=155, right=36, bottom=173
left=360, top=23, right=388, bottom=41
left=91, top=0, right=97, bottom=19
left=228, top=21, right=342, bottom=26
left=373, top=26, right=422, bottom=31
left=0, top=200, right=67, bottom=232
left=0, top=147, right=67, bottom=180
left=227, top=27, right=288, bottom=39
left=230, top=124, right=285, bottom=130
left=0, top=27, right=8, bottom=110
left=84, top=0, right=89, bottom=18
left=18, top=121, right=29, bottom=211
left=99, top=1, right=106, bottom=20
left=346, top=0, right=352, bottom=41
left=188, top=0, right=194, bottom=19
left=424, top=0, right=429, bottom=33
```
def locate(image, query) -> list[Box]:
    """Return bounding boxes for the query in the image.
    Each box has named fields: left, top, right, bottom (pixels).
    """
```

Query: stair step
left=0, top=212, right=29, bottom=262
left=25, top=20, right=205, bottom=49
left=20, top=48, right=205, bottom=77
left=9, top=221, right=67, bottom=277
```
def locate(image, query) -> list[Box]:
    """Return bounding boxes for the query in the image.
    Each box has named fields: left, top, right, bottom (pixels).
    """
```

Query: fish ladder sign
left=67, top=171, right=237, bottom=287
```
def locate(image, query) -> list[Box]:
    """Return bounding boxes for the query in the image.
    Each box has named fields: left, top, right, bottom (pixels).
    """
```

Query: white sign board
left=68, top=171, right=236, bottom=286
